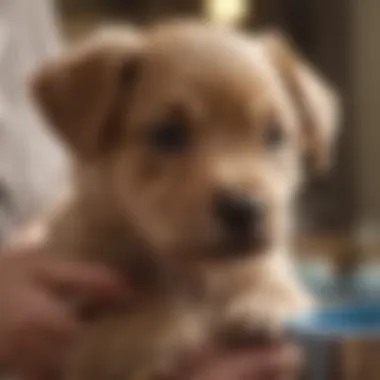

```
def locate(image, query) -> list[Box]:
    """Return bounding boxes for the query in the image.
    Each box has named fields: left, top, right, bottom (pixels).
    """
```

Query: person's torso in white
left=0, top=0, right=68, bottom=242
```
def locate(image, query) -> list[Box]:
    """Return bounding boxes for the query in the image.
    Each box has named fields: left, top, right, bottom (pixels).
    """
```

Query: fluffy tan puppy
left=26, top=21, right=339, bottom=380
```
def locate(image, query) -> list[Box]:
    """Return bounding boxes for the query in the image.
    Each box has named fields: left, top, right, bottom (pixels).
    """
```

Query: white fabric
left=0, top=0, right=68, bottom=242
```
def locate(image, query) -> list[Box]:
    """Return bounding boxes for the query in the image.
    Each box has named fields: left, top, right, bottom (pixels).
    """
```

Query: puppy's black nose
left=215, top=191, right=264, bottom=234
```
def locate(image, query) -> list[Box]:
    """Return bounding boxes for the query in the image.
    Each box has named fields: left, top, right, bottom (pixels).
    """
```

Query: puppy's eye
left=263, top=122, right=286, bottom=149
left=148, top=115, right=189, bottom=153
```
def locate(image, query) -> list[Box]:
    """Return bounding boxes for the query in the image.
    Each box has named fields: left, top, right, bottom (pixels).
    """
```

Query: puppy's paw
left=65, top=339, right=185, bottom=380
left=217, top=304, right=284, bottom=348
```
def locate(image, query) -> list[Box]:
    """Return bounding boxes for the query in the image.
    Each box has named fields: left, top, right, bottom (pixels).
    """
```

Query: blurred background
left=52, top=0, right=380, bottom=299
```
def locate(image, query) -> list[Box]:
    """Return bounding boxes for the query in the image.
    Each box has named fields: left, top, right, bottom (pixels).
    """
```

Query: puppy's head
left=32, top=23, right=339, bottom=262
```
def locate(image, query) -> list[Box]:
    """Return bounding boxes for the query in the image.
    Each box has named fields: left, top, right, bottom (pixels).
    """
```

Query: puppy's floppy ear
left=259, top=31, right=340, bottom=173
left=31, top=28, right=142, bottom=159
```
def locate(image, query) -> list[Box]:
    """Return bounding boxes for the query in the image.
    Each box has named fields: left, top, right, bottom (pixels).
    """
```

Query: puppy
left=27, top=21, right=339, bottom=380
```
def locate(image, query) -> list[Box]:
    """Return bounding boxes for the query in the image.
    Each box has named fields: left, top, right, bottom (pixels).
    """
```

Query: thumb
left=37, top=259, right=128, bottom=303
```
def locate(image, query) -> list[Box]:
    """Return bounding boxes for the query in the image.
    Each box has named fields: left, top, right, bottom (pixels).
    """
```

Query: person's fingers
left=37, top=259, right=127, bottom=303
left=260, top=343, right=303, bottom=380
left=176, top=348, right=273, bottom=380
left=8, top=287, right=79, bottom=338
left=174, top=343, right=302, bottom=380
left=34, top=291, right=80, bottom=337
left=12, top=331, right=66, bottom=380
left=7, top=305, right=73, bottom=377
left=0, top=253, right=128, bottom=303
left=8, top=301, right=80, bottom=380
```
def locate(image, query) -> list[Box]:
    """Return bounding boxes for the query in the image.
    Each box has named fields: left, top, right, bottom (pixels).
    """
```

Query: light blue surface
left=288, top=302, right=380, bottom=336
left=290, top=261, right=380, bottom=379
left=290, top=260, right=380, bottom=336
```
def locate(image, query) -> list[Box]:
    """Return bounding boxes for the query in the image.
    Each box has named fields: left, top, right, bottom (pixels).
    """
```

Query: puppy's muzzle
left=214, top=190, right=268, bottom=256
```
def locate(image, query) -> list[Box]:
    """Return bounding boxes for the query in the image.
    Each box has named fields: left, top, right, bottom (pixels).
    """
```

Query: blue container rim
left=286, top=301, right=380, bottom=337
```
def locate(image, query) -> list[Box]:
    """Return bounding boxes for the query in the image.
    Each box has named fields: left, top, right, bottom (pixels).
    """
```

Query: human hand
left=173, top=342, right=301, bottom=380
left=0, top=252, right=125, bottom=380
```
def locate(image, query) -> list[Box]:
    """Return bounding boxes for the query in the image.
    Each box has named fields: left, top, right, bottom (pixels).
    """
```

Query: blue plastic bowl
left=287, top=302, right=380, bottom=380
left=287, top=301, right=380, bottom=337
